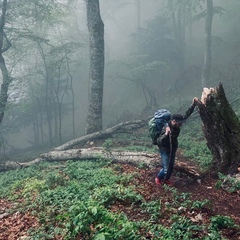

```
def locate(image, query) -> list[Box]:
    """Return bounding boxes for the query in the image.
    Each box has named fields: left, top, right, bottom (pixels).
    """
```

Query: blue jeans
left=157, top=149, right=176, bottom=180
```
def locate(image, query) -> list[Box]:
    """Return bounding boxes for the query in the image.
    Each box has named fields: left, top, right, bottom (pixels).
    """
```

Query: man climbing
left=155, top=97, right=198, bottom=186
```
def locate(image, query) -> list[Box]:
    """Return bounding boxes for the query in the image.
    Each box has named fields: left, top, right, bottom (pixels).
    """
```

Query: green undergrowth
left=215, top=172, right=240, bottom=193
left=102, top=134, right=155, bottom=154
left=0, top=159, right=239, bottom=239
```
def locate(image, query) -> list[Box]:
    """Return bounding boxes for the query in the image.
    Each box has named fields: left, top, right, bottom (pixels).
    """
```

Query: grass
left=0, top=120, right=238, bottom=239
left=0, top=157, right=238, bottom=239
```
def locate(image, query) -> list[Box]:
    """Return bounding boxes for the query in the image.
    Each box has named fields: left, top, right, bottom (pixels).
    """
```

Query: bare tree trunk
left=202, top=0, right=213, bottom=87
left=136, top=0, right=141, bottom=30
left=197, top=83, right=240, bottom=174
left=37, top=41, right=54, bottom=145
left=177, top=4, right=185, bottom=72
left=70, top=70, right=76, bottom=138
left=64, top=49, right=76, bottom=138
left=37, top=98, right=44, bottom=144
left=33, top=114, right=39, bottom=145
left=55, top=61, right=69, bottom=145
left=85, top=0, right=104, bottom=134
left=168, top=0, right=186, bottom=73
left=0, top=0, right=11, bottom=124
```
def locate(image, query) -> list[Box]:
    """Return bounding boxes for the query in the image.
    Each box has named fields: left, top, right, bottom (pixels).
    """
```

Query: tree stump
left=196, top=83, right=240, bottom=174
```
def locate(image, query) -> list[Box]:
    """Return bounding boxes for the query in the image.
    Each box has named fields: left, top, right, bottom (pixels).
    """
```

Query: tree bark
left=202, top=0, right=213, bottom=87
left=197, top=83, right=240, bottom=174
left=0, top=0, right=11, bottom=124
left=85, top=0, right=105, bottom=134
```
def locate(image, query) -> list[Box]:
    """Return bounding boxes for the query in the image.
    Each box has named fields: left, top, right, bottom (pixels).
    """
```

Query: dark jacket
left=157, top=103, right=195, bottom=152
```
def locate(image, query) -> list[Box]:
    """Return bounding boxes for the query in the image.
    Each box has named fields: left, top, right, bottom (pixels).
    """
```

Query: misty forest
left=0, top=0, right=240, bottom=239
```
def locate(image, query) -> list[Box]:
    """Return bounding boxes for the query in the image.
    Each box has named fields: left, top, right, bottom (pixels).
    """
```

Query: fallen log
left=1, top=147, right=200, bottom=177
left=174, top=161, right=200, bottom=177
left=2, top=148, right=155, bottom=171
left=54, top=119, right=148, bottom=151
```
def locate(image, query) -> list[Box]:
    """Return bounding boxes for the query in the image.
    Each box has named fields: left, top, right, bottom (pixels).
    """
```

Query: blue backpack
left=148, top=109, right=171, bottom=145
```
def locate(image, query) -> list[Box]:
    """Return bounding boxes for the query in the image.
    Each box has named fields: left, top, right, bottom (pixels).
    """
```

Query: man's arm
left=157, top=125, right=170, bottom=146
left=183, top=97, right=198, bottom=120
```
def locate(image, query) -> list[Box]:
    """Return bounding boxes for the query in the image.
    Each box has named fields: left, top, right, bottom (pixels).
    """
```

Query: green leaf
left=94, top=233, right=106, bottom=240
left=92, top=206, right=98, bottom=215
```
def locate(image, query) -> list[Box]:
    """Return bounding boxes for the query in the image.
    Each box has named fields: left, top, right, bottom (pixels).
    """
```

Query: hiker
left=155, top=97, right=198, bottom=186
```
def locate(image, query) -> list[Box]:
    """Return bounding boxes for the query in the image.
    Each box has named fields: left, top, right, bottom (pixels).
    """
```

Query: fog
left=1, top=0, right=240, bottom=157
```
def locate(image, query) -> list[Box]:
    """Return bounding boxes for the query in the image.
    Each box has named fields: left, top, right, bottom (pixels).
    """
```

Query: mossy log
left=196, top=83, right=240, bottom=174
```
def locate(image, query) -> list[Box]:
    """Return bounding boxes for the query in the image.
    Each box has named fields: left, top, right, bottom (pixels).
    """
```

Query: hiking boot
left=164, top=180, right=173, bottom=186
left=155, top=177, right=163, bottom=185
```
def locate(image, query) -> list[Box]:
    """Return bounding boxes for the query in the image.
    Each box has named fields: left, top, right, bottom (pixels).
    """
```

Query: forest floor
left=116, top=154, right=240, bottom=239
left=0, top=146, right=240, bottom=239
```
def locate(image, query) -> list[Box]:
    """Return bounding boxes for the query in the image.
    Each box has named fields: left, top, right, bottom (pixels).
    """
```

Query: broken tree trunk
left=196, top=83, right=240, bottom=174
